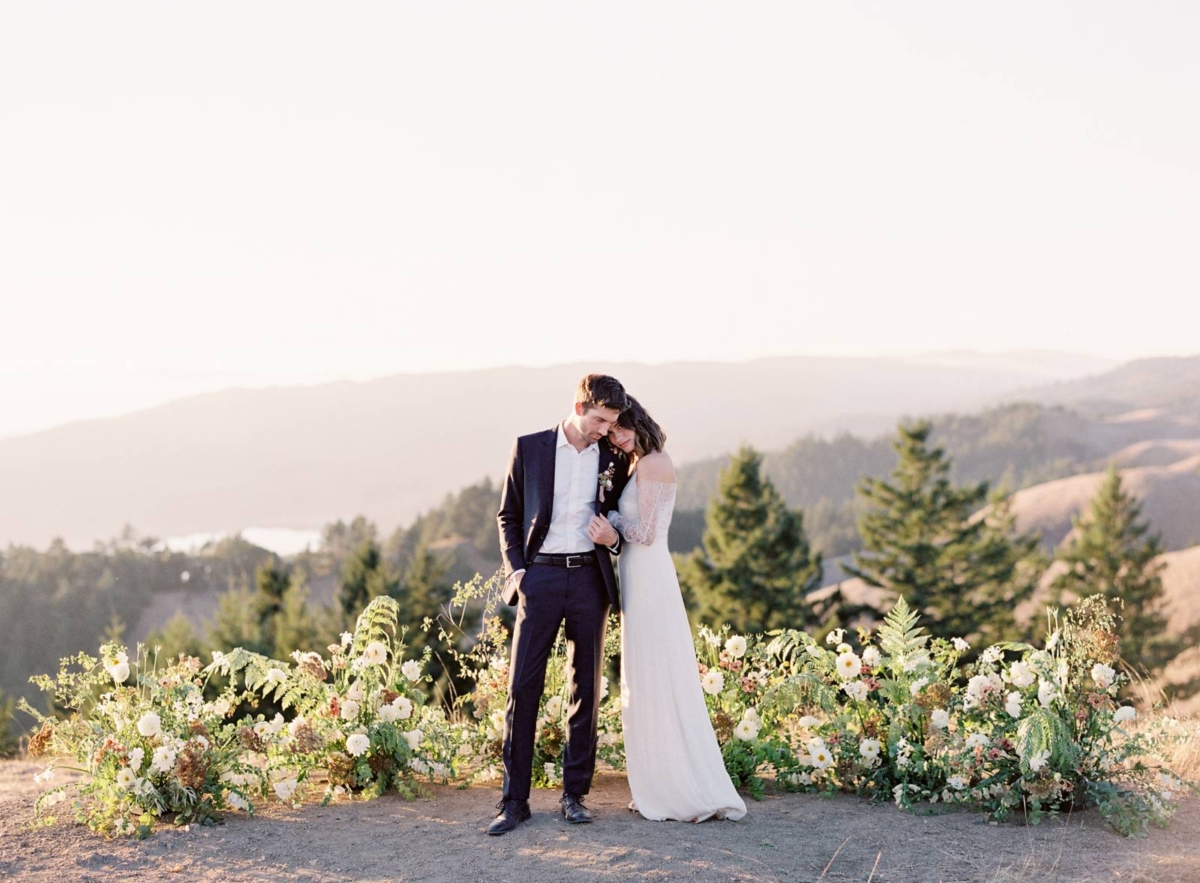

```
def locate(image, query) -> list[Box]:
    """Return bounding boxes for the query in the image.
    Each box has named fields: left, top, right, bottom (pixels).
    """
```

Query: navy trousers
left=501, top=561, right=609, bottom=801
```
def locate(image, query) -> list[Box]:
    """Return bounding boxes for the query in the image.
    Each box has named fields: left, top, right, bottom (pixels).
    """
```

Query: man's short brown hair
left=575, top=374, right=628, bottom=413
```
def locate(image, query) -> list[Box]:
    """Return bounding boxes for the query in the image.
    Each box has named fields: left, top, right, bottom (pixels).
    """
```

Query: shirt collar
left=557, top=421, right=599, bottom=453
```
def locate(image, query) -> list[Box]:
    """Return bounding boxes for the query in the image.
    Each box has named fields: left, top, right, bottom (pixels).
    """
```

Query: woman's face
left=608, top=424, right=636, bottom=454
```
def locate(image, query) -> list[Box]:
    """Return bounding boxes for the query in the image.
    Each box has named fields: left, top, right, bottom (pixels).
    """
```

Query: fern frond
left=876, top=597, right=929, bottom=661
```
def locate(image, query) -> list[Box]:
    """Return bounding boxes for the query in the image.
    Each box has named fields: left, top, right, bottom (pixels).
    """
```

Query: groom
left=488, top=374, right=632, bottom=835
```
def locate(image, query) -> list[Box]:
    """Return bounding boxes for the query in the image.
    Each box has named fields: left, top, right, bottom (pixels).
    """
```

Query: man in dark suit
left=488, top=374, right=631, bottom=835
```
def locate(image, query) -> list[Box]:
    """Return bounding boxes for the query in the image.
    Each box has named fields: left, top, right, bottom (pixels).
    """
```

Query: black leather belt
left=532, top=552, right=597, bottom=568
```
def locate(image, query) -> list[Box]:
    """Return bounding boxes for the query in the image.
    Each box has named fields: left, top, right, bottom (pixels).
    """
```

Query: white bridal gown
left=610, top=472, right=747, bottom=822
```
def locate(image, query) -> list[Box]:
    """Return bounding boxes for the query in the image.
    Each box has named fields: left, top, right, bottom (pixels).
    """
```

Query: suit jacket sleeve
left=497, top=437, right=527, bottom=577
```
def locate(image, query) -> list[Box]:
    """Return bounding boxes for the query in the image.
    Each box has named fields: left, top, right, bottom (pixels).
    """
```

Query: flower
left=1028, top=749, right=1051, bottom=773
left=724, top=635, right=747, bottom=659
left=340, top=632, right=353, bottom=647
left=1006, top=660, right=1036, bottom=688
left=931, top=709, right=950, bottom=730
left=742, top=707, right=762, bottom=727
left=810, top=745, right=833, bottom=769
left=340, top=699, right=361, bottom=721
left=826, top=628, right=845, bottom=646
left=965, top=733, right=990, bottom=750
left=347, top=680, right=365, bottom=702
left=150, top=745, right=177, bottom=775
left=403, top=729, right=424, bottom=751
left=378, top=703, right=400, bottom=723
left=362, top=642, right=388, bottom=667
left=835, top=651, right=862, bottom=680
left=597, top=462, right=616, bottom=501
left=392, top=696, right=414, bottom=720
left=544, top=695, right=563, bottom=721
left=980, top=646, right=1003, bottom=665
left=1091, top=663, right=1116, bottom=691
left=798, top=715, right=822, bottom=728
left=227, top=792, right=250, bottom=811
left=212, top=697, right=232, bottom=718
left=1113, top=705, right=1137, bottom=724
left=601, top=676, right=610, bottom=695
left=273, top=777, right=299, bottom=801
left=402, top=660, right=422, bottom=682
left=116, top=767, right=137, bottom=790
left=948, top=774, right=968, bottom=791
left=701, top=670, right=725, bottom=695
left=1037, top=680, right=1057, bottom=709
left=842, top=680, right=868, bottom=701
left=909, top=677, right=929, bottom=696
left=734, top=720, right=759, bottom=741
left=964, top=673, right=1003, bottom=709
left=266, top=667, right=287, bottom=684
left=1005, top=692, right=1023, bottom=719
left=345, top=733, right=370, bottom=756
left=862, top=646, right=881, bottom=667
left=104, top=650, right=131, bottom=684
left=137, top=712, right=162, bottom=738
left=952, top=637, right=970, bottom=653
left=805, top=643, right=824, bottom=658
left=859, top=738, right=881, bottom=760
left=127, top=747, right=145, bottom=771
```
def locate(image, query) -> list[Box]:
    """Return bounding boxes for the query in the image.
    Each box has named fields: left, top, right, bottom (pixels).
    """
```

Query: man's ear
left=573, top=401, right=586, bottom=417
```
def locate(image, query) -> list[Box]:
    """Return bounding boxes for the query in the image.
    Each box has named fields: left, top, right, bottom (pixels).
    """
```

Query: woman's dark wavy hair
left=616, top=395, right=666, bottom=457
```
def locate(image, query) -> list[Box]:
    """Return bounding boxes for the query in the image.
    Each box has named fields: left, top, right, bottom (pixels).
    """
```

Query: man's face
left=574, top=402, right=621, bottom=443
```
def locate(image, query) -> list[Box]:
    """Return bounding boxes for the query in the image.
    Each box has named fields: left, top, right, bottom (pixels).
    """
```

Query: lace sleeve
left=609, top=479, right=676, bottom=545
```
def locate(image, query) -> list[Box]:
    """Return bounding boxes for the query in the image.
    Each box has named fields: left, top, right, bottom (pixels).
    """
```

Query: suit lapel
left=537, top=425, right=557, bottom=524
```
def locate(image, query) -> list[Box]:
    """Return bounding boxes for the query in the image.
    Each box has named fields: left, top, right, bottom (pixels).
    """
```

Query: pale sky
left=2, top=2, right=1198, bottom=438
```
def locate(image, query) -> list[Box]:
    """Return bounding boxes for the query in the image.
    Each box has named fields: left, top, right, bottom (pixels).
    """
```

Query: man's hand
left=506, top=569, right=525, bottom=594
left=588, top=514, right=618, bottom=547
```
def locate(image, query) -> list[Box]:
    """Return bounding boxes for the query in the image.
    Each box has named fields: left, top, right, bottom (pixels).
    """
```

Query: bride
left=603, top=397, right=746, bottom=822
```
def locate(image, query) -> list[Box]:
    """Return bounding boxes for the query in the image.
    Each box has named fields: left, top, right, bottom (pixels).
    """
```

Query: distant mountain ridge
left=0, top=350, right=1143, bottom=550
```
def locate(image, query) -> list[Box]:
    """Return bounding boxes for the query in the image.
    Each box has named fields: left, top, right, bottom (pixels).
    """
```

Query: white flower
left=363, top=641, right=389, bottom=666
left=798, top=715, right=822, bottom=728
left=33, top=767, right=54, bottom=784
left=137, top=712, right=162, bottom=738
left=804, top=644, right=824, bottom=657
left=266, top=667, right=287, bottom=684
left=1005, top=692, right=1023, bottom=719
left=600, top=676, right=610, bottom=695
left=1007, top=660, right=1036, bottom=688
left=378, top=703, right=400, bottom=723
left=1037, top=679, right=1057, bottom=709
left=952, top=637, right=970, bottom=652
left=806, top=736, right=827, bottom=756
left=104, top=650, right=130, bottom=682
left=725, top=635, right=747, bottom=659
left=859, top=738, right=881, bottom=759
left=346, top=680, right=365, bottom=702
left=345, top=733, right=370, bottom=756
left=826, top=628, right=845, bottom=646
left=212, top=697, right=231, bottom=718
left=734, top=720, right=760, bottom=741
left=742, top=707, right=762, bottom=728
left=981, top=646, right=1003, bottom=665
left=127, top=747, right=145, bottom=772
left=544, top=696, right=563, bottom=721
left=403, top=729, right=423, bottom=751
left=1113, top=705, right=1137, bottom=724
left=1028, top=749, right=1050, bottom=773
left=227, top=792, right=250, bottom=811
left=862, top=646, right=881, bottom=667
left=340, top=632, right=353, bottom=647
left=116, top=767, right=137, bottom=790
left=1091, top=663, right=1116, bottom=691
left=273, top=777, right=299, bottom=802
left=391, top=696, right=414, bottom=720
left=543, top=762, right=558, bottom=782
left=402, top=660, right=422, bottom=682
left=267, top=713, right=285, bottom=736
left=948, top=774, right=968, bottom=791
left=909, top=677, right=929, bottom=696
left=340, top=699, right=361, bottom=721
left=701, top=670, right=725, bottom=695
left=964, top=673, right=1003, bottom=709
left=835, top=651, right=862, bottom=680
left=150, top=745, right=177, bottom=775
left=965, top=733, right=990, bottom=750
left=810, top=745, right=833, bottom=769
left=842, top=680, right=868, bottom=701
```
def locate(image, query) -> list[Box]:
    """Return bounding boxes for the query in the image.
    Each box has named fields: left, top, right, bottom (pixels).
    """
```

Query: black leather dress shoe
left=560, top=793, right=594, bottom=824
left=487, top=798, right=531, bottom=836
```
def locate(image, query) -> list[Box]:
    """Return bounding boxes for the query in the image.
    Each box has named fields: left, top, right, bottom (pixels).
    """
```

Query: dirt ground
left=1, top=761, right=1197, bottom=883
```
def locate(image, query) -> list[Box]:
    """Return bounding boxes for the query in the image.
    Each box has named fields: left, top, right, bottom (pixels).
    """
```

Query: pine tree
left=1052, top=464, right=1172, bottom=673
left=678, top=446, right=823, bottom=633
left=147, top=613, right=204, bottom=662
left=253, top=562, right=290, bottom=650
left=337, top=538, right=401, bottom=625
left=844, top=420, right=1041, bottom=647
left=272, top=579, right=319, bottom=658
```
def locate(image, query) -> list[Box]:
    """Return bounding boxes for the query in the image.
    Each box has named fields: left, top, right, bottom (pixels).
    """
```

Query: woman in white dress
left=604, top=397, right=746, bottom=822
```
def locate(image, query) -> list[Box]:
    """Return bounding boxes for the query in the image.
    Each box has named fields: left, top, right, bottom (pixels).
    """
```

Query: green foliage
left=1052, top=464, right=1175, bottom=674
left=875, top=597, right=928, bottom=663
left=679, top=446, right=823, bottom=633
left=845, top=420, right=1043, bottom=649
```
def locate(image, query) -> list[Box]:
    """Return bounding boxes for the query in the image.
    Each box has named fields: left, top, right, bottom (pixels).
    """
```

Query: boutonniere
left=598, top=462, right=616, bottom=502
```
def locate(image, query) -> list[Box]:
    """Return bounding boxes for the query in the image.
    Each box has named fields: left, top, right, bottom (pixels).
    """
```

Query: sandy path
left=1, top=762, right=1197, bottom=882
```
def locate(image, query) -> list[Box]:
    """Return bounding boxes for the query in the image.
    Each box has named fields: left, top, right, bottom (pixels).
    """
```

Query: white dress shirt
left=541, top=422, right=601, bottom=554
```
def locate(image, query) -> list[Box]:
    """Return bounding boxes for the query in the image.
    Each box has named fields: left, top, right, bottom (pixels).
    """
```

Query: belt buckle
left=566, top=554, right=583, bottom=569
